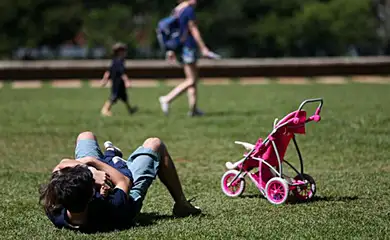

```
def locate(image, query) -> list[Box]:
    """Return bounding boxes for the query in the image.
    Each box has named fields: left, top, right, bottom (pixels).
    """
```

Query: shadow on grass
left=241, top=194, right=264, bottom=199
left=240, top=194, right=359, bottom=204
left=309, top=195, right=359, bottom=203
left=135, top=212, right=175, bottom=227
left=204, top=110, right=261, bottom=117
left=135, top=212, right=206, bottom=227
left=289, top=195, right=360, bottom=205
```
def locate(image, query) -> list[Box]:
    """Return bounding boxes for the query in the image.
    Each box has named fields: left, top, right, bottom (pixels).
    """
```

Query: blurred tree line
left=0, top=0, right=388, bottom=59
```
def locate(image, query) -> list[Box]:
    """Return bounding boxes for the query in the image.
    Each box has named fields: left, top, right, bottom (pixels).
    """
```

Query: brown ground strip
left=52, top=80, right=82, bottom=88
left=316, top=76, right=347, bottom=84
left=202, top=78, right=231, bottom=85
left=278, top=77, right=309, bottom=84
left=351, top=76, right=390, bottom=84
left=12, top=80, right=42, bottom=89
left=89, top=79, right=111, bottom=88
left=240, top=77, right=270, bottom=85
left=130, top=79, right=159, bottom=87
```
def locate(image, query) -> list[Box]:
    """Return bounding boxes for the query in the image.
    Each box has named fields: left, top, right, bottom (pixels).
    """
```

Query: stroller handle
left=297, top=98, right=323, bottom=111
left=296, top=98, right=323, bottom=122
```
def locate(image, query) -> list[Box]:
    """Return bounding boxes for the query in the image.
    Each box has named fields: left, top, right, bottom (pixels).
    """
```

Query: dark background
left=1, top=0, right=389, bottom=60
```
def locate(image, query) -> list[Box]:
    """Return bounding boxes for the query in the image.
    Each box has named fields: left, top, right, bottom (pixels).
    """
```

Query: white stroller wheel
left=265, top=177, right=289, bottom=205
left=221, top=170, right=245, bottom=197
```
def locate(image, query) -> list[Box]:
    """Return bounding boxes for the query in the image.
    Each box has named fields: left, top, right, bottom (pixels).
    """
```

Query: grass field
left=0, top=83, right=389, bottom=239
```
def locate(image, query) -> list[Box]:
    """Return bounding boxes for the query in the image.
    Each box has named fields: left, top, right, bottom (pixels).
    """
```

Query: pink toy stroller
left=221, top=99, right=323, bottom=205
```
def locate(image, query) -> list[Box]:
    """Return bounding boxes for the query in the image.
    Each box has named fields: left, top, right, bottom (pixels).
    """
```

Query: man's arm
left=78, top=157, right=131, bottom=195
left=52, top=159, right=110, bottom=186
left=52, top=159, right=84, bottom=172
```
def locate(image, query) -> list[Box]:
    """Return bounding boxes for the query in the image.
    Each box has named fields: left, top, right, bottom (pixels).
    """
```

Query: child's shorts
left=75, top=139, right=160, bottom=215
left=110, top=88, right=128, bottom=103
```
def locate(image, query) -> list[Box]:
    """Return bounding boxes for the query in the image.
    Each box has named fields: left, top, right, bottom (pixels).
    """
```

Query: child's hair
left=39, top=165, right=95, bottom=214
left=112, top=42, right=127, bottom=56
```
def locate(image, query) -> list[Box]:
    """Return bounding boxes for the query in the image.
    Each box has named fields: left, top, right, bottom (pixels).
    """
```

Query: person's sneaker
left=128, top=106, right=138, bottom=115
left=188, top=108, right=205, bottom=117
left=172, top=199, right=201, bottom=217
left=159, top=97, right=169, bottom=116
left=104, top=141, right=123, bottom=158
left=112, top=156, right=127, bottom=164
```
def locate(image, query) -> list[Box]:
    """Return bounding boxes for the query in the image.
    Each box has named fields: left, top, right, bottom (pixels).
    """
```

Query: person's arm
left=101, top=71, right=110, bottom=87
left=185, top=7, right=209, bottom=56
left=121, top=74, right=131, bottom=88
left=52, top=159, right=111, bottom=186
left=52, top=159, right=85, bottom=172
left=78, top=157, right=131, bottom=196
left=188, top=21, right=209, bottom=56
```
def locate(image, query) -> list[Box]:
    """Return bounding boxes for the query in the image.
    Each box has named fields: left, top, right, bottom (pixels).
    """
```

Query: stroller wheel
left=265, top=177, right=289, bottom=205
left=221, top=170, right=245, bottom=197
left=292, top=174, right=316, bottom=201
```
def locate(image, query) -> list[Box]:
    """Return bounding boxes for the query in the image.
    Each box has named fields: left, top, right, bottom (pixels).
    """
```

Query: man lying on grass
left=39, top=131, right=200, bottom=233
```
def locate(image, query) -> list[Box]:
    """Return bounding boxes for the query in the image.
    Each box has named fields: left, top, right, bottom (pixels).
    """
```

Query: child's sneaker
left=128, top=106, right=138, bottom=115
left=112, top=156, right=127, bottom=164
left=104, top=141, right=123, bottom=158
left=172, top=198, right=201, bottom=217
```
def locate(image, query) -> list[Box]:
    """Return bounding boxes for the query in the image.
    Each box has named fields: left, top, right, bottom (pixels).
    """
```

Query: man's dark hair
left=39, top=165, right=95, bottom=214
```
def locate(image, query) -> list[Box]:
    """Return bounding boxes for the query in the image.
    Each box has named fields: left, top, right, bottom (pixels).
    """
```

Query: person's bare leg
left=76, top=131, right=97, bottom=142
left=101, top=100, right=113, bottom=116
left=142, top=138, right=186, bottom=202
left=186, top=64, right=198, bottom=113
left=159, top=64, right=197, bottom=115
left=163, top=64, right=196, bottom=103
left=142, top=137, right=200, bottom=216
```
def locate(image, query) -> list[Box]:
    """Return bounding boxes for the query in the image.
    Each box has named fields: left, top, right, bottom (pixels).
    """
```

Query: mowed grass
left=0, top=83, right=389, bottom=239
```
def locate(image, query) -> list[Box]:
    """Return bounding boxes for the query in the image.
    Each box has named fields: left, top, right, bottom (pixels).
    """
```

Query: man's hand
left=100, top=184, right=112, bottom=197
left=81, top=156, right=131, bottom=195
left=89, top=167, right=111, bottom=186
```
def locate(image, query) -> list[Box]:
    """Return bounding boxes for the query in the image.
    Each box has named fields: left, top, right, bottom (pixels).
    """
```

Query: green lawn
left=0, top=83, right=389, bottom=239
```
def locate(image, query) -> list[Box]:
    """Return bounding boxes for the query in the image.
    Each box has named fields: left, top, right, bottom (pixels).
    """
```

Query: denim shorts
left=75, top=139, right=160, bottom=214
left=176, top=47, right=198, bottom=64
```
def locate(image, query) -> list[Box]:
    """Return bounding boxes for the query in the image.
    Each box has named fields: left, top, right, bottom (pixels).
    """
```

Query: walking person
left=100, top=43, right=138, bottom=117
left=158, top=0, right=218, bottom=117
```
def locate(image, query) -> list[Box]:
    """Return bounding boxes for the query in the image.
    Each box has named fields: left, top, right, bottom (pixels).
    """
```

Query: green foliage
left=83, top=5, right=136, bottom=53
left=0, top=0, right=83, bottom=57
left=293, top=0, right=378, bottom=56
left=0, top=0, right=383, bottom=58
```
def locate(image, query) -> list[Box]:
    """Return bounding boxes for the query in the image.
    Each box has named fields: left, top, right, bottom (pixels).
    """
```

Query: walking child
left=100, top=43, right=138, bottom=116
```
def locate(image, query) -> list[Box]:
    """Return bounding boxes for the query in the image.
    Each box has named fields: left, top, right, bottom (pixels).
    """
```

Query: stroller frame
left=222, top=98, right=324, bottom=204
